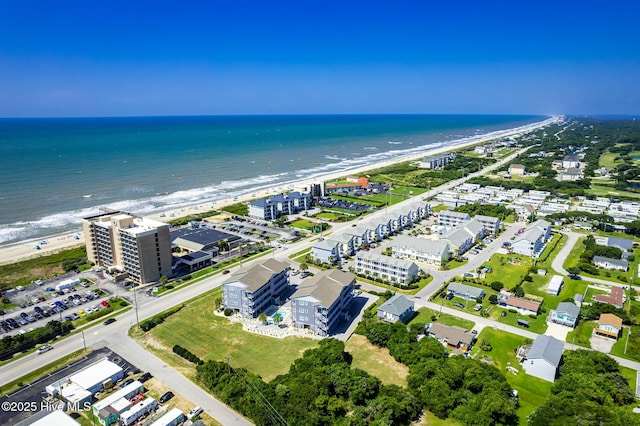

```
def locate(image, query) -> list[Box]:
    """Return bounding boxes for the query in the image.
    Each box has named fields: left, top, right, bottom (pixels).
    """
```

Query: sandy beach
left=0, top=117, right=557, bottom=265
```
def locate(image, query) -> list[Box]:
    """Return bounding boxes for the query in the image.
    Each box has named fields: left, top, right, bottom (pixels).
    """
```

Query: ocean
left=0, top=114, right=546, bottom=245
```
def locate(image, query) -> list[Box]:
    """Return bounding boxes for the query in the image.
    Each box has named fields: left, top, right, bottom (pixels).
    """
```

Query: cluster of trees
left=454, top=203, right=514, bottom=221
left=356, top=319, right=519, bottom=425
left=0, top=320, right=73, bottom=360
left=574, top=235, right=623, bottom=275
left=173, top=344, right=204, bottom=365
left=528, top=350, right=636, bottom=425
left=196, top=339, right=421, bottom=425
left=580, top=300, right=633, bottom=325
left=139, top=304, right=185, bottom=332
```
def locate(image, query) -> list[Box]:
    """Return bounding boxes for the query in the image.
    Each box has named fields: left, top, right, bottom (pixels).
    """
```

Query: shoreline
left=0, top=116, right=559, bottom=265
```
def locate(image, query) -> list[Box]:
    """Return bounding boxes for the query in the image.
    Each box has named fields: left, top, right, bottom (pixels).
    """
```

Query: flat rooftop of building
left=170, top=228, right=239, bottom=245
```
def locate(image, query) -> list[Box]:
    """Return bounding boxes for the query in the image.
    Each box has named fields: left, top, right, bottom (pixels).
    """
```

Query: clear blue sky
left=1, top=1, right=639, bottom=117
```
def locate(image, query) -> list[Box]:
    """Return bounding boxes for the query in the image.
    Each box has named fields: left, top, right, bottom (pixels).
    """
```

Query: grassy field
left=409, top=307, right=476, bottom=330
left=0, top=246, right=87, bottom=290
left=599, top=151, right=619, bottom=168
left=565, top=320, right=596, bottom=348
left=611, top=326, right=640, bottom=362
left=289, top=219, right=317, bottom=231
left=344, top=334, right=408, bottom=387
left=138, top=289, right=319, bottom=382
left=482, top=253, right=532, bottom=287
left=470, top=328, right=552, bottom=425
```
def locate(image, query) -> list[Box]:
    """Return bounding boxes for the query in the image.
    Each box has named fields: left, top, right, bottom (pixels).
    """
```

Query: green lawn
left=619, top=365, right=638, bottom=395
left=142, top=289, right=319, bottom=382
left=289, top=219, right=317, bottom=231
left=599, top=151, right=619, bottom=168
left=482, top=253, right=532, bottom=286
left=470, top=328, right=552, bottom=425
left=345, top=334, right=408, bottom=387
left=315, top=212, right=340, bottom=220
left=409, top=307, right=475, bottom=330
left=565, top=320, right=596, bottom=348
left=611, top=326, right=640, bottom=362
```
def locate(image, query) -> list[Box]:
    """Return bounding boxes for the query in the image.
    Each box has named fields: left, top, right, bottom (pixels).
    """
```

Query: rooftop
left=224, top=259, right=290, bottom=292
left=292, top=269, right=355, bottom=307
left=527, top=335, right=564, bottom=367
left=378, top=294, right=414, bottom=316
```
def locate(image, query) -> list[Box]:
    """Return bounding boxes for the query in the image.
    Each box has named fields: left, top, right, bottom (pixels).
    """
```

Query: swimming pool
left=270, top=311, right=287, bottom=322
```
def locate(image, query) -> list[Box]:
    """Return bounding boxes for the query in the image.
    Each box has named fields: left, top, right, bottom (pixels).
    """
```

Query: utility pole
left=133, top=285, right=140, bottom=329
left=81, top=330, right=86, bottom=351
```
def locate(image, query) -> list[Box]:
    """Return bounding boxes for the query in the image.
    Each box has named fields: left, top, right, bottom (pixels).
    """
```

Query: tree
left=258, top=313, right=267, bottom=324
left=300, top=263, right=309, bottom=272
left=272, top=313, right=283, bottom=327
left=490, top=281, right=504, bottom=291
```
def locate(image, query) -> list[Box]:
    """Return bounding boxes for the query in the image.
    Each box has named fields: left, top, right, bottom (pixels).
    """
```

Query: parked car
left=453, top=302, right=465, bottom=308
left=119, top=378, right=135, bottom=388
left=138, top=372, right=152, bottom=382
left=187, top=406, right=203, bottom=420
left=101, top=300, right=111, bottom=308
left=159, top=391, right=174, bottom=403
left=77, top=310, right=87, bottom=317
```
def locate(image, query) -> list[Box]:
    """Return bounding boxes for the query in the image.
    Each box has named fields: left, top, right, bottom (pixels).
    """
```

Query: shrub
left=508, top=309, right=518, bottom=314
left=488, top=294, right=498, bottom=304
left=173, top=344, right=204, bottom=365
left=528, top=314, right=537, bottom=319
left=224, top=308, right=233, bottom=316
left=618, top=276, right=628, bottom=282
left=139, top=304, right=185, bottom=332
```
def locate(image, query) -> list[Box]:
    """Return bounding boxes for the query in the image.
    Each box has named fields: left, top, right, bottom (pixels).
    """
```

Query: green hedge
left=173, top=344, right=204, bottom=365
left=140, top=304, right=185, bottom=332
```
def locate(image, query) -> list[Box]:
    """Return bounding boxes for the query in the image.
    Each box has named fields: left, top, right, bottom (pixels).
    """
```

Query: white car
left=37, top=344, right=53, bottom=354
left=187, top=406, right=203, bottom=420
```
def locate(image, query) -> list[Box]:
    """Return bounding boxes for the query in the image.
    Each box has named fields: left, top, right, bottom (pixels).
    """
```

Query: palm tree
left=300, top=263, right=309, bottom=272
left=258, top=313, right=267, bottom=324
left=272, top=313, right=283, bottom=327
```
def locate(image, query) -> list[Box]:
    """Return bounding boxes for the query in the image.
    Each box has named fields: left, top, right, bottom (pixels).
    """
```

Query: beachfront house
left=510, top=219, right=552, bottom=258
left=355, top=252, right=420, bottom=284
left=595, top=313, right=623, bottom=339
left=548, top=302, right=579, bottom=328
left=222, top=259, right=290, bottom=318
left=420, top=153, right=455, bottom=169
left=391, top=236, right=450, bottom=266
left=593, top=256, right=629, bottom=271
left=377, top=294, right=414, bottom=324
left=290, top=269, right=355, bottom=336
left=311, top=239, right=342, bottom=264
left=447, top=282, right=485, bottom=301
left=523, top=335, right=564, bottom=382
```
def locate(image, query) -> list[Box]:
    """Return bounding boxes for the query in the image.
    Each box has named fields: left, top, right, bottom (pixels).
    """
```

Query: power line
left=226, top=357, right=288, bottom=426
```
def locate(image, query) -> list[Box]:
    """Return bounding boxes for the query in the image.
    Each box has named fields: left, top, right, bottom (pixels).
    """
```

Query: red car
left=101, top=300, right=111, bottom=308
left=222, top=270, right=231, bottom=275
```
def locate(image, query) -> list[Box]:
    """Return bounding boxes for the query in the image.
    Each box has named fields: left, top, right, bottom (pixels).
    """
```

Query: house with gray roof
left=391, top=236, right=450, bottom=265
left=439, top=227, right=473, bottom=255
left=378, top=294, right=414, bottom=323
left=355, top=252, right=420, bottom=284
left=461, top=219, right=486, bottom=241
left=426, top=323, right=475, bottom=351
left=222, top=259, right=290, bottom=318
left=510, top=219, right=552, bottom=258
left=523, top=335, right=564, bottom=382
left=593, top=255, right=629, bottom=271
left=447, top=282, right=485, bottom=301
left=603, top=237, right=634, bottom=252
left=290, top=269, right=355, bottom=336
left=331, top=234, right=357, bottom=257
left=548, top=302, right=580, bottom=328
left=311, top=239, right=341, bottom=264
left=344, top=226, right=374, bottom=247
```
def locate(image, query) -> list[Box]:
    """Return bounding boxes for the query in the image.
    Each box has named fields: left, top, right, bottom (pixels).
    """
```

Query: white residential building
left=355, top=252, right=420, bottom=284
left=391, top=236, right=450, bottom=265
left=438, top=210, right=471, bottom=228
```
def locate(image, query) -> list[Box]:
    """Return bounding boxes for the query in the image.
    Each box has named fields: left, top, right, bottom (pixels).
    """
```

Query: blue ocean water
left=0, top=115, right=546, bottom=245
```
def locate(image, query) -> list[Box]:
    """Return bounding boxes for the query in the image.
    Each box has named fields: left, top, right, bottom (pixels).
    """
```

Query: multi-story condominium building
left=83, top=212, right=172, bottom=284
left=331, top=234, right=356, bottom=258
left=420, top=153, right=455, bottom=169
left=439, top=227, right=473, bottom=255
left=355, top=252, right=419, bottom=284
left=290, top=269, right=355, bottom=336
left=474, top=215, right=501, bottom=234
left=391, top=236, right=450, bottom=266
left=222, top=259, right=290, bottom=318
left=437, top=210, right=471, bottom=228
left=311, top=239, right=342, bottom=264
left=510, top=219, right=552, bottom=258
left=248, top=192, right=311, bottom=220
